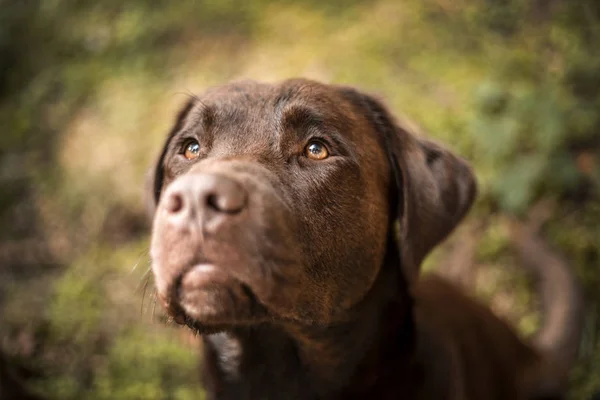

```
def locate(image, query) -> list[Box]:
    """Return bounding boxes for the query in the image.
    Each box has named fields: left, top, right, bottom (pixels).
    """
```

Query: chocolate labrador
left=147, top=79, right=583, bottom=399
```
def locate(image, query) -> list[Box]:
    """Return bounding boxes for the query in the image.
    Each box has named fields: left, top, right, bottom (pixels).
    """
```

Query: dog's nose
left=161, top=174, right=247, bottom=229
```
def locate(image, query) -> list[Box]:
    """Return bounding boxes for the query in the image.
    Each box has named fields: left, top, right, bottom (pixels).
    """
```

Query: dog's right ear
left=144, top=98, right=196, bottom=220
left=338, top=87, right=477, bottom=284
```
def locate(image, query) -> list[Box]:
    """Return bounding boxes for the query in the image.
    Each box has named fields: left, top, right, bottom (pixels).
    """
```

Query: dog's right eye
left=304, top=141, right=329, bottom=160
left=182, top=140, right=200, bottom=160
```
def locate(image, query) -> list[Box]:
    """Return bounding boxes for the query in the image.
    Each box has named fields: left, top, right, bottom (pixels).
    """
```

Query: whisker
left=151, top=289, right=158, bottom=321
left=130, top=250, right=150, bottom=274
left=140, top=275, right=150, bottom=316
left=172, top=90, right=201, bottom=103
left=136, top=267, right=153, bottom=293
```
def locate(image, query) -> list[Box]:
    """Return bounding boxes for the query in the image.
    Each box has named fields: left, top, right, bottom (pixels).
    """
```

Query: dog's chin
left=174, top=264, right=267, bottom=333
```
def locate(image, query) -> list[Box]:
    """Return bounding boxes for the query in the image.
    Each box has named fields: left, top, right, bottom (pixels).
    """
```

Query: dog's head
left=148, top=79, right=476, bottom=332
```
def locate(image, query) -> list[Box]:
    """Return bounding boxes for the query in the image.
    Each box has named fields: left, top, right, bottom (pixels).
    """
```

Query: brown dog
left=148, top=79, right=583, bottom=399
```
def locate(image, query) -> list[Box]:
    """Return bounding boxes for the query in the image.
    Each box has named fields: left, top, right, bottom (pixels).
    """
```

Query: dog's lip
left=180, top=263, right=230, bottom=290
left=173, top=263, right=231, bottom=325
left=176, top=262, right=265, bottom=329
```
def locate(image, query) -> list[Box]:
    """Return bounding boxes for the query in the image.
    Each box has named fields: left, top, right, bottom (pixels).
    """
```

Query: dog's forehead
left=201, top=79, right=333, bottom=104
left=174, top=79, right=387, bottom=166
left=188, top=80, right=374, bottom=149
left=196, top=79, right=354, bottom=123
left=201, top=80, right=275, bottom=105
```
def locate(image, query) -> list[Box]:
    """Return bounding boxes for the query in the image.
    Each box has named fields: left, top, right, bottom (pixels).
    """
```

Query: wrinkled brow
left=185, top=101, right=216, bottom=132
left=279, top=104, right=355, bottom=157
left=280, top=105, right=325, bottom=134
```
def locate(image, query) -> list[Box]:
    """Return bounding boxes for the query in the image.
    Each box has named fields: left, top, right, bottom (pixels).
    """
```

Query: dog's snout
left=161, top=174, right=247, bottom=228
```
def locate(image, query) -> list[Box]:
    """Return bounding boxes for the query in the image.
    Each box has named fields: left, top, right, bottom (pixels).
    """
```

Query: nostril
left=206, top=194, right=221, bottom=212
left=166, top=192, right=184, bottom=213
left=205, top=190, right=246, bottom=214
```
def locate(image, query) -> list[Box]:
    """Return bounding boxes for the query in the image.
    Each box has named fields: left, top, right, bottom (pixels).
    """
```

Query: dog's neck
left=200, top=260, right=417, bottom=399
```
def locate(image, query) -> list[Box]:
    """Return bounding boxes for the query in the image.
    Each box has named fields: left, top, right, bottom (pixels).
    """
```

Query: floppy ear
left=144, top=97, right=196, bottom=219
left=396, top=136, right=477, bottom=282
left=340, top=88, right=477, bottom=283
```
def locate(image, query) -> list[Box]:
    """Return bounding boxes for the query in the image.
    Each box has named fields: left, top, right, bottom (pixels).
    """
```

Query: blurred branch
left=506, top=200, right=585, bottom=373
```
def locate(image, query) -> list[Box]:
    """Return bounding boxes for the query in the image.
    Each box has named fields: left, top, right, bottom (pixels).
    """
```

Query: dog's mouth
left=158, top=262, right=269, bottom=333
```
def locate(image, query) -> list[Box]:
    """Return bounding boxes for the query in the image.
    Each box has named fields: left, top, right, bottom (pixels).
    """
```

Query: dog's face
left=149, top=79, right=476, bottom=332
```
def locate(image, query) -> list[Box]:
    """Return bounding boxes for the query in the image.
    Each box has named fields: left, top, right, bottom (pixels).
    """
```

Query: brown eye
left=183, top=140, right=200, bottom=160
left=304, top=141, right=329, bottom=160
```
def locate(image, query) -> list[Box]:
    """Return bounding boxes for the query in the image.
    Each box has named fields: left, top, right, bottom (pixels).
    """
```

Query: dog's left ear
left=395, top=136, right=477, bottom=283
left=339, top=87, right=477, bottom=283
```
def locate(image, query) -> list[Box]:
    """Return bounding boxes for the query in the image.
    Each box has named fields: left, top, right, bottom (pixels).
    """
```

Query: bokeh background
left=1, top=0, right=599, bottom=399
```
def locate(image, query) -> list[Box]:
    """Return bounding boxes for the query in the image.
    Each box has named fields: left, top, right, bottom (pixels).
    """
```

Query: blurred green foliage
left=0, top=0, right=598, bottom=398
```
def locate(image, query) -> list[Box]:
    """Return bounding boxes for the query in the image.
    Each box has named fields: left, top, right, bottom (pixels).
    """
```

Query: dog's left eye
left=183, top=140, right=200, bottom=160
left=304, top=141, right=329, bottom=160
